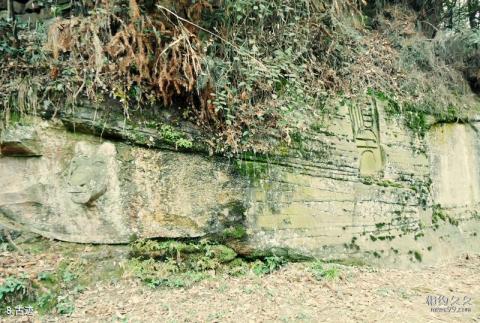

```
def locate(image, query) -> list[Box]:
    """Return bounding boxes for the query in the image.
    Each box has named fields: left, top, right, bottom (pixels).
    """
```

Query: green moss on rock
left=207, top=245, right=237, bottom=263
left=221, top=226, right=247, bottom=240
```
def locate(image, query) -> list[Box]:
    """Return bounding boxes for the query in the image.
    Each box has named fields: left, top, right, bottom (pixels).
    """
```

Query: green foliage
left=128, top=239, right=292, bottom=286
left=403, top=104, right=428, bottom=137
left=201, top=0, right=327, bottom=151
left=367, top=88, right=401, bottom=116
left=127, top=239, right=242, bottom=288
left=408, top=250, right=423, bottom=262
left=251, top=255, right=287, bottom=275
left=0, top=20, right=21, bottom=58
left=206, top=245, right=237, bottom=263
left=37, top=272, right=54, bottom=283
left=55, top=295, right=75, bottom=315
left=0, top=276, right=30, bottom=305
left=368, top=89, right=447, bottom=137
left=1, top=0, right=478, bottom=156
left=221, top=226, right=247, bottom=240
left=158, top=125, right=193, bottom=149
left=225, top=258, right=249, bottom=277
left=26, top=260, right=83, bottom=315
left=0, top=273, right=75, bottom=315
left=432, top=204, right=446, bottom=228
left=129, top=239, right=202, bottom=259
left=35, top=292, right=57, bottom=313
left=309, top=261, right=340, bottom=281
left=409, top=177, right=432, bottom=209
left=61, top=270, right=78, bottom=283
left=127, top=257, right=210, bottom=289
left=432, top=204, right=460, bottom=228
left=234, top=159, right=269, bottom=182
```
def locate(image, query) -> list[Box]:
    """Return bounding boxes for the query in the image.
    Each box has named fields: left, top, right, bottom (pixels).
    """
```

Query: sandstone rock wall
left=428, top=123, right=480, bottom=211
left=0, top=99, right=479, bottom=266
left=0, top=120, right=245, bottom=243
left=243, top=100, right=480, bottom=266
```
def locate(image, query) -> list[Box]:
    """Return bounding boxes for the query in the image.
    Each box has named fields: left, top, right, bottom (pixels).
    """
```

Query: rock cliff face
left=0, top=120, right=245, bottom=243
left=1, top=98, right=479, bottom=266
left=245, top=101, right=480, bottom=266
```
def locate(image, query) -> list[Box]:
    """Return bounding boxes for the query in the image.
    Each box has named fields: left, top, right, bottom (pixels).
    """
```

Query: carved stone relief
left=349, top=97, right=385, bottom=177
left=0, top=124, right=245, bottom=243
left=64, top=142, right=115, bottom=205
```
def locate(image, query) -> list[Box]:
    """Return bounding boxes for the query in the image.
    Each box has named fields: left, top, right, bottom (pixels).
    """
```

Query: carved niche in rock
left=349, top=97, right=385, bottom=177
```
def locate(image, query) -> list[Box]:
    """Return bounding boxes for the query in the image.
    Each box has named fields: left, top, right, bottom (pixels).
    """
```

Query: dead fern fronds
left=43, top=1, right=211, bottom=115
left=46, top=18, right=77, bottom=59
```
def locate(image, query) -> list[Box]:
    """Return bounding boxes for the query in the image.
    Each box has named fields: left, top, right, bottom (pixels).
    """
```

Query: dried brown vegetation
left=45, top=0, right=207, bottom=111
left=0, top=0, right=479, bottom=153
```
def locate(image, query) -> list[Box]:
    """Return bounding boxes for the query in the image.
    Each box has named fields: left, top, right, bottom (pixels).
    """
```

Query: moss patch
left=234, top=159, right=269, bottom=182
left=367, top=89, right=467, bottom=138
left=432, top=204, right=460, bottom=228
left=221, top=226, right=247, bottom=240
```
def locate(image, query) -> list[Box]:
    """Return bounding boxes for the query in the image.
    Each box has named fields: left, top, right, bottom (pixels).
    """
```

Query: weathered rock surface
left=1, top=98, right=479, bottom=266
left=0, top=120, right=245, bottom=243
left=244, top=101, right=480, bottom=266
left=0, top=125, right=42, bottom=157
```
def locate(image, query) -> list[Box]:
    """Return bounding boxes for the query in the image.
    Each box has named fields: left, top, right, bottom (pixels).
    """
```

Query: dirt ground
left=1, top=238, right=479, bottom=323
left=69, top=256, right=480, bottom=323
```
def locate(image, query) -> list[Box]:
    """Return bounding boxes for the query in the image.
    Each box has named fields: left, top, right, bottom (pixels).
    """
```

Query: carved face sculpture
left=65, top=142, right=115, bottom=205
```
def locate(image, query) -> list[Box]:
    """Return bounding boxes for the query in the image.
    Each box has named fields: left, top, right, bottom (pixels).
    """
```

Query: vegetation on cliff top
left=0, top=0, right=479, bottom=153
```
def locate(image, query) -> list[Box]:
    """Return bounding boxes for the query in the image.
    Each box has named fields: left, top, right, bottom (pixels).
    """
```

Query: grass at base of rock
left=0, top=260, right=84, bottom=316
left=125, top=239, right=293, bottom=288
left=0, top=235, right=377, bottom=318
left=3, top=235, right=477, bottom=321
left=0, top=236, right=129, bottom=317
left=309, top=261, right=342, bottom=281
